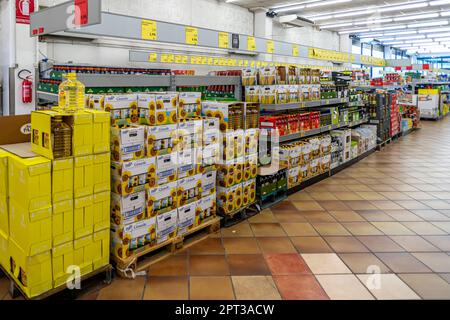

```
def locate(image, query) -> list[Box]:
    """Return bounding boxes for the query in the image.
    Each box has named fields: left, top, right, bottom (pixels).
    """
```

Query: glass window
left=362, top=43, right=371, bottom=56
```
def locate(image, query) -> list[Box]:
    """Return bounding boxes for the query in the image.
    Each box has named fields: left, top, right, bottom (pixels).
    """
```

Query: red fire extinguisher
left=18, top=69, right=33, bottom=104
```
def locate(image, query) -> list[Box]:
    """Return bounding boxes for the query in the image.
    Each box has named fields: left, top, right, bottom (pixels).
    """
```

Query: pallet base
left=0, top=263, right=112, bottom=300
left=219, top=203, right=259, bottom=228
left=258, top=188, right=287, bottom=210
left=113, top=217, right=221, bottom=278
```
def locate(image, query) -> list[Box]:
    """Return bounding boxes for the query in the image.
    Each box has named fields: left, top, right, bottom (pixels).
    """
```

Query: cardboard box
left=201, top=170, right=217, bottom=197
left=196, top=194, right=216, bottom=227
left=243, top=178, right=256, bottom=206
left=31, top=110, right=93, bottom=159
left=177, top=148, right=197, bottom=179
left=74, top=155, right=94, bottom=198
left=0, top=149, right=9, bottom=197
left=138, top=93, right=178, bottom=125
left=73, top=195, right=94, bottom=239
left=200, top=144, right=219, bottom=170
left=242, top=68, right=257, bottom=86
left=52, top=241, right=74, bottom=287
left=146, top=124, right=178, bottom=157
left=156, top=210, right=177, bottom=244
left=93, top=153, right=110, bottom=194
left=321, top=154, right=331, bottom=172
left=177, top=119, right=203, bottom=150
left=104, top=94, right=139, bottom=127
left=9, top=238, right=52, bottom=298
left=202, top=102, right=245, bottom=131
left=0, top=196, right=8, bottom=235
left=111, top=126, right=145, bottom=162
left=203, top=118, right=220, bottom=147
left=234, top=130, right=245, bottom=159
left=217, top=184, right=243, bottom=215
left=218, top=158, right=243, bottom=188
left=288, top=167, right=301, bottom=189
left=177, top=202, right=196, bottom=236
left=111, top=157, right=157, bottom=195
left=87, top=94, right=105, bottom=110
left=85, top=109, right=110, bottom=154
left=245, top=86, right=260, bottom=103
left=73, top=234, right=94, bottom=276
left=309, top=158, right=320, bottom=177
left=156, top=153, right=178, bottom=185
left=178, top=92, right=202, bottom=119
left=92, top=229, right=109, bottom=270
left=52, top=199, right=74, bottom=247
left=221, top=131, right=236, bottom=161
left=245, top=129, right=258, bottom=155
left=111, top=191, right=146, bottom=226
left=147, top=181, right=178, bottom=218
left=93, top=191, right=110, bottom=232
left=0, top=230, right=8, bottom=270
left=52, top=158, right=73, bottom=203
left=244, top=154, right=258, bottom=181
left=177, top=173, right=203, bottom=207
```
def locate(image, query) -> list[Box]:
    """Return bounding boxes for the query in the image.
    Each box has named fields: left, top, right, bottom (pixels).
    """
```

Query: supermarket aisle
left=2, top=119, right=450, bottom=300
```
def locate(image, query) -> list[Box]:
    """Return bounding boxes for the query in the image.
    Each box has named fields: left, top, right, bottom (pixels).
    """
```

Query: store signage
left=423, top=64, right=430, bottom=70
left=16, top=0, right=35, bottom=24
left=247, top=36, right=256, bottom=51
left=74, top=0, right=88, bottom=26
left=395, top=66, right=402, bottom=71
left=406, top=66, right=413, bottom=70
left=218, top=32, right=229, bottom=49
left=266, top=40, right=274, bottom=54
left=141, top=20, right=157, bottom=40
left=232, top=34, right=240, bottom=49
left=292, top=45, right=299, bottom=57
left=185, top=27, right=198, bottom=45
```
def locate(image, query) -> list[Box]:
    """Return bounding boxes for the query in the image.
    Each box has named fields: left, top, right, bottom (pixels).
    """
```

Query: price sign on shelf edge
left=186, top=27, right=198, bottom=45
left=141, top=20, right=157, bottom=40
left=219, top=32, right=229, bottom=49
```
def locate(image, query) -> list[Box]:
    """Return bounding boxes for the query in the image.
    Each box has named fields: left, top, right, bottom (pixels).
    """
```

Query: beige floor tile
left=398, top=274, right=450, bottom=299
left=370, top=201, right=404, bottom=210
left=280, top=222, right=318, bottom=237
left=301, top=253, right=352, bottom=274
left=430, top=221, right=450, bottom=233
left=355, top=192, right=387, bottom=201
left=401, top=222, right=448, bottom=235
left=332, top=192, right=364, bottom=201
left=423, top=235, right=450, bottom=251
left=338, top=253, right=391, bottom=274
left=384, top=210, right=424, bottom=222
left=190, top=276, right=235, bottom=300
left=292, top=201, right=325, bottom=211
left=357, top=274, right=421, bottom=300
left=309, top=192, right=339, bottom=201
left=316, top=274, right=374, bottom=300
left=342, top=222, right=384, bottom=236
left=412, top=252, right=450, bottom=273
left=328, top=211, right=365, bottom=222
left=311, top=223, right=351, bottom=236
left=370, top=222, right=416, bottom=236
left=231, top=276, right=282, bottom=300
left=390, top=235, right=440, bottom=252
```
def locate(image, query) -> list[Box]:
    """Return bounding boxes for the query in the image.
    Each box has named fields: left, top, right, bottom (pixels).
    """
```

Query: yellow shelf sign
left=247, top=36, right=256, bottom=51
left=148, top=53, right=158, bottom=62
left=186, top=27, right=198, bottom=45
left=141, top=20, right=157, bottom=40
left=219, top=32, right=229, bottom=49
left=182, top=55, right=188, bottom=64
left=293, top=45, right=299, bottom=57
left=267, top=40, right=274, bottom=54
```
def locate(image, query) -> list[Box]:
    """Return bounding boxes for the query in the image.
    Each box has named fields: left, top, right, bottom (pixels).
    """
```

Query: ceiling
left=226, top=0, right=450, bottom=55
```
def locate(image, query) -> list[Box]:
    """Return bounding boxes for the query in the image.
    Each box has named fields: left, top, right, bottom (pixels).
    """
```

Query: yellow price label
left=175, top=55, right=182, bottom=64
left=208, top=57, right=214, bottom=65
left=266, top=40, right=274, bottom=54
left=244, top=60, right=249, bottom=67
left=161, top=54, right=168, bottom=63
left=219, top=32, right=229, bottom=49
left=148, top=53, right=158, bottom=62
left=200, top=56, right=206, bottom=65
left=182, top=55, right=188, bottom=64
left=251, top=61, right=256, bottom=68
left=247, top=36, right=256, bottom=51
left=292, top=45, right=299, bottom=57
left=186, top=27, right=198, bottom=45
left=141, top=20, right=157, bottom=40
left=214, top=58, right=219, bottom=66
left=167, top=54, right=174, bottom=63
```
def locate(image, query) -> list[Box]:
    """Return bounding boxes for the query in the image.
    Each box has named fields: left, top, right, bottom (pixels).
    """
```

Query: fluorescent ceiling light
left=418, top=27, right=450, bottom=33
left=306, top=0, right=352, bottom=8
left=430, top=0, right=450, bottom=6
left=371, top=25, right=406, bottom=31
left=429, top=32, right=450, bottom=37
left=377, top=2, right=429, bottom=13
left=394, top=13, right=439, bottom=22
left=333, top=9, right=375, bottom=18
left=432, top=36, right=450, bottom=41
left=408, top=39, right=434, bottom=43
left=396, top=35, right=426, bottom=40
left=384, top=30, right=418, bottom=36
left=273, top=5, right=305, bottom=13
left=353, top=18, right=393, bottom=26
left=440, top=11, right=450, bottom=17
left=360, top=33, right=384, bottom=38
left=321, top=22, right=353, bottom=28
left=311, top=15, right=333, bottom=21
left=339, top=28, right=370, bottom=34
left=378, top=37, right=396, bottom=41
left=408, top=21, right=449, bottom=28
left=383, top=41, right=406, bottom=45
left=270, top=1, right=307, bottom=9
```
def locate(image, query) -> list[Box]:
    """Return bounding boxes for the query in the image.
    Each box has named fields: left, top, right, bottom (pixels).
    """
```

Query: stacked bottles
left=51, top=116, right=72, bottom=158
left=58, top=73, right=86, bottom=112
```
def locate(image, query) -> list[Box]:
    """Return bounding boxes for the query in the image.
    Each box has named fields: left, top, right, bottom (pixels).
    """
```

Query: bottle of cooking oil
left=58, top=72, right=85, bottom=111
left=52, top=116, right=72, bottom=158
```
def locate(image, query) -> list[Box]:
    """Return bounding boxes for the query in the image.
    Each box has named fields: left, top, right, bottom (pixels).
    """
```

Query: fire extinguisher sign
left=16, top=0, right=35, bottom=25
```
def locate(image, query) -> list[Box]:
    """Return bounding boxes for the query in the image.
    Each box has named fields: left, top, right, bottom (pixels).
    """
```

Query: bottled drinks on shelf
left=58, top=72, right=86, bottom=111
left=51, top=116, right=72, bottom=158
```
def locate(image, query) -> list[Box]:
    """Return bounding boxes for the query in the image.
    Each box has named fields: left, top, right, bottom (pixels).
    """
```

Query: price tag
left=238, top=60, right=244, bottom=67
left=266, top=40, right=274, bottom=54
left=214, top=58, right=219, bottom=66
left=161, top=54, right=168, bottom=63
left=250, top=61, right=256, bottom=68
left=148, top=53, right=158, bottom=62
left=186, top=27, right=198, bottom=45
left=190, top=56, right=196, bottom=64
left=141, top=20, right=157, bottom=40
left=247, top=36, right=256, bottom=51
left=175, top=55, right=182, bottom=64
left=292, top=45, right=299, bottom=57
left=244, top=60, right=249, bottom=67
left=219, top=32, right=229, bottom=49
left=182, top=55, right=188, bottom=64
left=208, top=57, right=214, bottom=65
left=201, top=56, right=207, bottom=65
left=167, top=54, right=174, bottom=63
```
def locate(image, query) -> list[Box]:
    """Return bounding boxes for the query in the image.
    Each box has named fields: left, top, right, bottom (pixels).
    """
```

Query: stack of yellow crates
left=0, top=108, right=110, bottom=299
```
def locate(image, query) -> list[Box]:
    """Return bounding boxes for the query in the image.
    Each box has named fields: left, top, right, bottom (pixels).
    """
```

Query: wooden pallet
left=219, top=203, right=257, bottom=228
left=113, top=217, right=221, bottom=278
left=1, top=263, right=113, bottom=300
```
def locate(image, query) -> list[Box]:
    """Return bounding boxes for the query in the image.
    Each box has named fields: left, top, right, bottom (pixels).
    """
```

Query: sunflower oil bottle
left=58, top=72, right=86, bottom=112
left=52, top=116, right=72, bottom=158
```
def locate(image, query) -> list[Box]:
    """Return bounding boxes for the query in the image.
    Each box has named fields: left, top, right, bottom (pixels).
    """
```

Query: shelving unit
left=260, top=98, right=348, bottom=112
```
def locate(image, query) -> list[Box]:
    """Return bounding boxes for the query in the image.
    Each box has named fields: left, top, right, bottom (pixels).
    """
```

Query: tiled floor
left=2, top=119, right=450, bottom=300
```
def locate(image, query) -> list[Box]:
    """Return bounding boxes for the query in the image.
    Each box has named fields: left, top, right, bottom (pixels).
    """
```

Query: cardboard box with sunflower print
left=156, top=153, right=178, bottom=185
left=104, top=94, right=139, bottom=127
left=146, top=181, right=178, bottom=218
left=243, top=153, right=258, bottom=181
left=217, top=184, right=243, bottom=215
left=217, top=157, right=243, bottom=188
left=242, top=179, right=256, bottom=206
left=110, top=126, right=145, bottom=162
left=111, top=157, right=156, bottom=195
left=156, top=209, right=178, bottom=244
left=177, top=201, right=196, bottom=236
left=178, top=92, right=202, bottom=119
left=110, top=191, right=147, bottom=226
left=138, top=93, right=178, bottom=126
left=202, top=101, right=245, bottom=131
left=245, top=129, right=259, bottom=155
left=177, top=173, right=203, bottom=207
left=145, top=124, right=178, bottom=157
left=111, top=216, right=157, bottom=260
left=195, top=193, right=216, bottom=227
left=176, top=119, right=203, bottom=151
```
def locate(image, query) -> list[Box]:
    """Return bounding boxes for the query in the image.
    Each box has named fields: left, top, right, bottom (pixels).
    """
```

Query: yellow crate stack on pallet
left=0, top=106, right=110, bottom=299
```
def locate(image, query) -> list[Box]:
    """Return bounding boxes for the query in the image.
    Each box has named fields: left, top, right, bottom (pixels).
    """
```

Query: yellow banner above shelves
left=141, top=20, right=157, bottom=40
left=186, top=27, right=198, bottom=45
left=292, top=45, right=299, bottom=57
left=267, top=40, right=274, bottom=54
left=247, top=36, right=256, bottom=51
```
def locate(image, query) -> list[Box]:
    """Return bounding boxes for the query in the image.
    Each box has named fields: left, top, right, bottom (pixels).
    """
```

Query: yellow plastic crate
left=93, top=191, right=110, bottom=232
left=52, top=241, right=74, bottom=288
left=31, top=110, right=94, bottom=159
left=9, top=199, right=52, bottom=256
left=8, top=153, right=51, bottom=212
left=0, top=196, right=8, bottom=235
left=52, top=200, right=74, bottom=247
left=52, top=158, right=73, bottom=203
left=74, top=195, right=94, bottom=239
left=0, top=229, right=8, bottom=270
left=74, top=155, right=94, bottom=198
left=85, top=109, right=110, bottom=154
left=73, top=234, right=94, bottom=276
left=92, top=229, right=109, bottom=270
left=93, top=153, right=110, bottom=194
left=9, top=238, right=52, bottom=299
left=0, top=149, right=8, bottom=197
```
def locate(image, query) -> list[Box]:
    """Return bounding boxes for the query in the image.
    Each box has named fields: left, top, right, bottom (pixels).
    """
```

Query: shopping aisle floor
left=2, top=119, right=450, bottom=300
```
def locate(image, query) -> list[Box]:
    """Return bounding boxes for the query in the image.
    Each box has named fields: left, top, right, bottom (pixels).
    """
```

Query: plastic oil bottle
left=58, top=72, right=86, bottom=111
left=52, top=116, right=72, bottom=158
